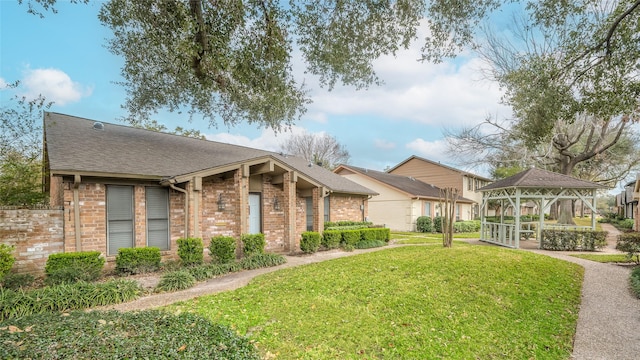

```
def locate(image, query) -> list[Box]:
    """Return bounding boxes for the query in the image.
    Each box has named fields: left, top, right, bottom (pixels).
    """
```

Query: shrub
left=1, top=273, right=34, bottom=290
left=324, top=221, right=372, bottom=229
left=155, top=270, right=196, bottom=292
left=322, top=230, right=342, bottom=249
left=341, top=230, right=361, bottom=247
left=187, top=262, right=245, bottom=282
left=360, top=228, right=390, bottom=242
left=116, top=247, right=161, bottom=275
left=541, top=230, right=608, bottom=251
left=0, top=310, right=261, bottom=359
left=239, top=253, right=287, bottom=270
left=355, top=240, right=386, bottom=249
left=300, top=232, right=321, bottom=253
left=616, top=233, right=640, bottom=264
left=177, top=237, right=204, bottom=266
left=0, top=244, right=16, bottom=281
left=433, top=216, right=443, bottom=233
left=630, top=267, right=640, bottom=299
left=0, top=279, right=141, bottom=321
left=453, top=220, right=481, bottom=233
left=416, top=216, right=433, bottom=233
left=242, top=234, right=266, bottom=255
left=45, top=251, right=104, bottom=285
left=209, top=236, right=236, bottom=263
left=619, top=219, right=634, bottom=230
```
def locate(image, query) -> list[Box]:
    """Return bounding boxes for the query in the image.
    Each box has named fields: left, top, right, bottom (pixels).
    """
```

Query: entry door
left=248, top=193, right=262, bottom=234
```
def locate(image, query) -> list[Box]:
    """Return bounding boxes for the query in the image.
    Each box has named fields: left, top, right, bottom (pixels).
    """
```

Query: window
left=324, top=196, right=330, bottom=222
left=424, top=201, right=431, bottom=217
left=306, top=197, right=314, bottom=231
left=107, top=185, right=134, bottom=255
left=146, top=187, right=169, bottom=250
left=467, top=177, right=472, bottom=190
left=456, top=204, right=461, bottom=221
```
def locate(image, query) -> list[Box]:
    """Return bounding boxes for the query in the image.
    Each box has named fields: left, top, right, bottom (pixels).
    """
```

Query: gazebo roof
left=479, top=168, right=605, bottom=191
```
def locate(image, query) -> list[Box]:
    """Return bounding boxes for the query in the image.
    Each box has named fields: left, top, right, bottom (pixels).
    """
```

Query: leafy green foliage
left=44, top=251, right=104, bottom=285
left=177, top=237, right=204, bottom=266
left=209, top=235, right=236, bottom=264
left=341, top=230, right=361, bottom=247
left=0, top=310, right=260, bottom=359
left=242, top=234, right=265, bottom=256
left=0, top=245, right=16, bottom=280
left=187, top=262, right=243, bottom=282
left=0, top=273, right=34, bottom=290
left=616, top=233, right=640, bottom=264
left=453, top=220, right=481, bottom=233
left=115, top=247, right=161, bottom=274
left=321, top=230, right=341, bottom=249
left=239, top=253, right=287, bottom=270
left=354, top=240, right=386, bottom=249
left=433, top=216, right=443, bottom=233
left=416, top=216, right=433, bottom=232
left=630, top=267, right=640, bottom=299
left=155, top=270, right=195, bottom=292
left=174, top=246, right=582, bottom=359
left=0, top=279, right=141, bottom=321
left=300, top=232, right=321, bottom=254
left=324, top=220, right=372, bottom=229
left=541, top=230, right=608, bottom=251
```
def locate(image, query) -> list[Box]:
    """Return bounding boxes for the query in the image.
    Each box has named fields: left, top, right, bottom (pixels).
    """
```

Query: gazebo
left=479, top=168, right=606, bottom=249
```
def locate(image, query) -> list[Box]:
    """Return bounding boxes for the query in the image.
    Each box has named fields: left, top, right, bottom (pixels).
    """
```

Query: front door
left=249, top=193, right=262, bottom=234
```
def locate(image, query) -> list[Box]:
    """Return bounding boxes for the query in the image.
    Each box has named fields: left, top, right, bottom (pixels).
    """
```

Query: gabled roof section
left=43, top=112, right=376, bottom=196
left=479, top=167, right=606, bottom=191
left=336, top=165, right=474, bottom=203
left=387, top=155, right=492, bottom=182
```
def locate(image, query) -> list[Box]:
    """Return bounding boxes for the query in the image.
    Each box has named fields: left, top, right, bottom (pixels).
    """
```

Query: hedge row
left=417, top=217, right=481, bottom=233
left=324, top=221, right=373, bottom=229
left=616, top=232, right=640, bottom=264
left=321, top=228, right=390, bottom=249
left=540, top=230, right=608, bottom=251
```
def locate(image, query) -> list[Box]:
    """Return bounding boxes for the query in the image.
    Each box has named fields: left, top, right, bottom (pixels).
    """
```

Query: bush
left=242, top=234, right=266, bottom=256
left=630, top=267, right=640, bottom=299
left=45, top=251, right=104, bottom=285
left=341, top=230, right=361, bottom=247
left=416, top=216, right=433, bottom=233
left=0, top=244, right=16, bottom=281
left=1, top=273, right=34, bottom=290
left=239, top=253, right=287, bottom=270
left=155, top=270, right=195, bottom=292
left=453, top=220, right=481, bottom=233
left=324, top=221, right=372, bottom=229
left=355, top=240, right=386, bottom=249
left=616, top=233, right=640, bottom=264
left=209, top=236, right=236, bottom=264
left=541, top=230, right=608, bottom=251
left=433, top=216, right=443, bottom=233
left=177, top=238, right=204, bottom=266
left=116, top=247, right=161, bottom=275
left=619, top=219, right=634, bottom=230
left=300, top=232, right=321, bottom=253
left=0, top=310, right=261, bottom=359
left=322, top=230, right=342, bottom=249
left=0, top=279, right=141, bottom=321
left=360, top=228, right=390, bottom=242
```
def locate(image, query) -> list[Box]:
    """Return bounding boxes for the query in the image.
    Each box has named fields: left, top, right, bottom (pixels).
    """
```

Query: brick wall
left=201, top=176, right=240, bottom=241
left=262, top=176, right=286, bottom=252
left=0, top=207, right=64, bottom=274
left=329, top=194, right=367, bottom=222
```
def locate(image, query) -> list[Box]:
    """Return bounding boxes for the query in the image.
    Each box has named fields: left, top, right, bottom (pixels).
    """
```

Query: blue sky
left=1, top=1, right=511, bottom=175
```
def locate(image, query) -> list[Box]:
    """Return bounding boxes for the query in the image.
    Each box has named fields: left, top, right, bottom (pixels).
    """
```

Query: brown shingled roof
left=338, top=165, right=474, bottom=203
left=43, top=112, right=377, bottom=196
left=479, top=167, right=605, bottom=191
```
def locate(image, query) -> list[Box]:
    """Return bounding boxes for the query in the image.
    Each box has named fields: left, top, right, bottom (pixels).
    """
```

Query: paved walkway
left=101, top=225, right=640, bottom=359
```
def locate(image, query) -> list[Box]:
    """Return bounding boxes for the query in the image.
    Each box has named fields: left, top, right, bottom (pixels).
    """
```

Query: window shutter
left=146, top=187, right=169, bottom=250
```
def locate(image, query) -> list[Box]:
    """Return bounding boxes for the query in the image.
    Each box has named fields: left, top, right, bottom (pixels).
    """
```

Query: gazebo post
left=591, top=189, right=597, bottom=230
left=538, top=197, right=545, bottom=249
left=515, top=188, right=521, bottom=249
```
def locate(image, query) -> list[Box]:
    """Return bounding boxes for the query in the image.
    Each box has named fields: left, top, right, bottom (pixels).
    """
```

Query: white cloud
left=405, top=138, right=450, bottom=163
left=374, top=139, right=396, bottom=150
left=0, top=77, right=7, bottom=89
left=205, top=125, right=309, bottom=152
left=21, top=68, right=92, bottom=105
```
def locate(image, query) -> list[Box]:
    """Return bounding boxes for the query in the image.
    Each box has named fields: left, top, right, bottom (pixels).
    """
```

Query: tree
left=439, top=187, right=459, bottom=248
left=0, top=85, right=50, bottom=206
left=20, top=1, right=640, bottom=132
left=280, top=132, right=350, bottom=170
left=133, top=119, right=206, bottom=139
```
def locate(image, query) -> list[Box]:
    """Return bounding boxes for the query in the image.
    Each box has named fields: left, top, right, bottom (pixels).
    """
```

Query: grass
left=168, top=246, right=582, bottom=359
left=570, top=254, right=634, bottom=263
left=392, top=231, right=479, bottom=245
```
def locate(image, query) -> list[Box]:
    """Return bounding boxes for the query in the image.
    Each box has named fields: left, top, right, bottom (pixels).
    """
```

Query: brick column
left=283, top=171, right=297, bottom=253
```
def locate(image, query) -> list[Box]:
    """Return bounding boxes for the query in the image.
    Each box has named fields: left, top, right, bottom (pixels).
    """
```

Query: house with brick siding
left=334, top=165, right=474, bottom=231
left=42, top=112, right=377, bottom=263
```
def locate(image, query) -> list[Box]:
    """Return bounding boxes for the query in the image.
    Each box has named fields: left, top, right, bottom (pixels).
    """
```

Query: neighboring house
left=386, top=155, right=492, bottom=220
left=334, top=165, right=474, bottom=231
left=43, top=113, right=377, bottom=260
left=621, top=180, right=637, bottom=220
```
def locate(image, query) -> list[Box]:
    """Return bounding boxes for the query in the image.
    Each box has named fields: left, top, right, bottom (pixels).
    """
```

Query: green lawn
left=392, top=231, right=479, bottom=245
left=570, top=254, right=634, bottom=263
left=168, top=246, right=582, bottom=359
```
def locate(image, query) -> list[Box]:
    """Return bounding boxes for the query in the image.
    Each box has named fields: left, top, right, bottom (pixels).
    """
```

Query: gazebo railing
left=481, top=222, right=517, bottom=248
